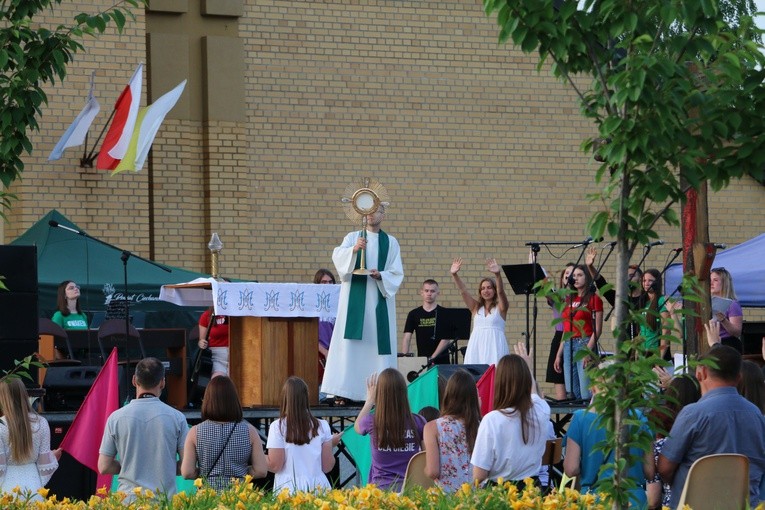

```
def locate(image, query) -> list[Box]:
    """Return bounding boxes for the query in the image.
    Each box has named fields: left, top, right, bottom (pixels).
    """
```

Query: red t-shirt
left=561, top=294, right=603, bottom=338
left=198, top=309, right=229, bottom=347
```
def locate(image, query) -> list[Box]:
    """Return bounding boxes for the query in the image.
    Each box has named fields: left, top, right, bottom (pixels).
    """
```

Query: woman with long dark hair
left=545, top=263, right=574, bottom=400
left=51, top=280, right=88, bottom=330
left=354, top=368, right=426, bottom=491
left=471, top=349, right=550, bottom=486
left=637, top=269, right=681, bottom=360
left=553, top=265, right=603, bottom=400
left=181, top=376, right=267, bottom=490
left=0, top=378, right=60, bottom=497
left=423, top=369, right=481, bottom=492
left=266, top=376, right=339, bottom=493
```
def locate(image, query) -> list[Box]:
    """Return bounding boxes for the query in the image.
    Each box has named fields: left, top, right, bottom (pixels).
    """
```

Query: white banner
left=158, top=279, right=340, bottom=319
left=212, top=281, right=340, bottom=318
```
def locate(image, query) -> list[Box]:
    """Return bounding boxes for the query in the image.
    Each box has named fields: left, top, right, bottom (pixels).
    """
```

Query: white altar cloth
left=159, top=279, right=340, bottom=319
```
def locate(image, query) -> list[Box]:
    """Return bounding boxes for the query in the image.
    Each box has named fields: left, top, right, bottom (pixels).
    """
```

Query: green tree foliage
left=0, top=0, right=145, bottom=219
left=484, top=0, right=765, bottom=507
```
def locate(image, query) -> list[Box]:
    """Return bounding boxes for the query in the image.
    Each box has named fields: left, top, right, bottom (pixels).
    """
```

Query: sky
left=755, top=0, right=765, bottom=30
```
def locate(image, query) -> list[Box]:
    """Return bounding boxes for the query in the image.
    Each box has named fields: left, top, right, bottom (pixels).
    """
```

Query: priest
left=321, top=205, right=404, bottom=403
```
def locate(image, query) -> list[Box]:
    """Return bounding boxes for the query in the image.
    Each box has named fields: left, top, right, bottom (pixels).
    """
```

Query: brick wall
left=5, top=0, right=764, bottom=389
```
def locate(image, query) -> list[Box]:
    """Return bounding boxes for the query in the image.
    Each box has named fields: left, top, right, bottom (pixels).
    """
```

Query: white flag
left=48, top=72, right=100, bottom=161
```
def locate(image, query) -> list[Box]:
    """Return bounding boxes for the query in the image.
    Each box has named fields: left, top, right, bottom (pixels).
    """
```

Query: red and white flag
left=112, top=79, right=186, bottom=174
left=96, top=64, right=143, bottom=170
left=59, top=347, right=120, bottom=493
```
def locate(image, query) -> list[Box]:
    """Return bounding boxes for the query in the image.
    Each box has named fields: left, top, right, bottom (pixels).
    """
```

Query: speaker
left=1, top=339, right=39, bottom=383
left=43, top=365, right=130, bottom=411
left=742, top=321, right=765, bottom=355
left=0, top=245, right=38, bottom=341
left=46, top=421, right=96, bottom=501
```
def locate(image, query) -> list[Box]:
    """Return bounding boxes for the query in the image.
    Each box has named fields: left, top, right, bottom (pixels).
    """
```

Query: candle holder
left=208, top=233, right=223, bottom=280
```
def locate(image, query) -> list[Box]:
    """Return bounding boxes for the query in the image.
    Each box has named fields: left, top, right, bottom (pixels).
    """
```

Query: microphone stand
left=48, top=221, right=171, bottom=402
left=525, top=243, right=541, bottom=377
left=659, top=249, right=684, bottom=364
left=525, top=237, right=594, bottom=401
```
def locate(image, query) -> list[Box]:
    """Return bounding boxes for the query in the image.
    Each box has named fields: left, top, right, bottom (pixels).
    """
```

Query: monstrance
left=341, top=178, right=390, bottom=275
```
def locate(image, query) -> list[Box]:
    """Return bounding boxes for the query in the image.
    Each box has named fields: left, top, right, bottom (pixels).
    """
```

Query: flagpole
left=81, top=107, right=117, bottom=168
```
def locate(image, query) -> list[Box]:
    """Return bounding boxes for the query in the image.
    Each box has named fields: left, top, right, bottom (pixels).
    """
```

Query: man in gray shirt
left=658, top=344, right=765, bottom=509
left=98, top=357, right=188, bottom=500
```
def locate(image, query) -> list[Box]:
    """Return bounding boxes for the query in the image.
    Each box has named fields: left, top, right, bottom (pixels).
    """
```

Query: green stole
left=343, top=229, right=391, bottom=355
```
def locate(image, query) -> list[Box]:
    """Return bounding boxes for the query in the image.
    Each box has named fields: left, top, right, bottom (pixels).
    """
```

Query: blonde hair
left=0, top=378, right=34, bottom=462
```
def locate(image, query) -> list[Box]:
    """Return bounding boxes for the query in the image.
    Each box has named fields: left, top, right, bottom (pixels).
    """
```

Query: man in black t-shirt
left=401, top=279, right=450, bottom=364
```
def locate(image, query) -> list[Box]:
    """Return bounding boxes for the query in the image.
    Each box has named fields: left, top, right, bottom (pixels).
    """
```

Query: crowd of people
left=9, top=207, right=759, bottom=507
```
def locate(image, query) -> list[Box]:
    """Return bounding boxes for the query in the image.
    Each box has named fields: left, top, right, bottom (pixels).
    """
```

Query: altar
left=160, top=280, right=340, bottom=406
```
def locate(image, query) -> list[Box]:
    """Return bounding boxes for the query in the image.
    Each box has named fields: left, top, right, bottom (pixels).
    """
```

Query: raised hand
left=704, top=319, right=721, bottom=347
left=486, top=258, right=500, bottom=275
left=513, top=342, right=533, bottom=370
left=365, top=372, right=378, bottom=404
left=652, top=366, right=672, bottom=390
left=450, top=258, right=463, bottom=275
left=585, top=245, right=597, bottom=267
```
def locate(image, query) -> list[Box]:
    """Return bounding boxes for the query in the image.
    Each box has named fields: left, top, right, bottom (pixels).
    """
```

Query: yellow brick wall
left=5, top=0, right=764, bottom=390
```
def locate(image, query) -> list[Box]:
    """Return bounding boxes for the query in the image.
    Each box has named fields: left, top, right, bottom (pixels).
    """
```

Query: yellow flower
left=194, top=478, right=204, bottom=489
left=36, top=487, right=50, bottom=499
left=143, top=489, right=155, bottom=499
left=132, top=487, right=143, bottom=496
left=276, top=487, right=290, bottom=503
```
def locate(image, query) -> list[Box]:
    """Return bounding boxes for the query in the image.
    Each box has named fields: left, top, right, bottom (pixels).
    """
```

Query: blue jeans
left=562, top=337, right=591, bottom=400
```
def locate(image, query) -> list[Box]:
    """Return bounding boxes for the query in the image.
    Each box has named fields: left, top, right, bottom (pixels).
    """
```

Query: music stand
left=503, top=263, right=546, bottom=376
left=433, top=308, right=472, bottom=365
left=502, top=263, right=545, bottom=296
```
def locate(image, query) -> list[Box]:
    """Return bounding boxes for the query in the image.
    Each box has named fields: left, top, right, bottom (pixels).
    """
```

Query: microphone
left=573, top=236, right=601, bottom=248
left=604, top=241, right=617, bottom=248
left=713, top=243, right=727, bottom=250
left=672, top=247, right=683, bottom=253
left=48, top=220, right=82, bottom=235
left=645, top=240, right=664, bottom=248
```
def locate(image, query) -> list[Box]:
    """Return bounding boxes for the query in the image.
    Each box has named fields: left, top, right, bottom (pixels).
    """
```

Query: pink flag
left=476, top=363, right=495, bottom=417
left=59, top=347, right=120, bottom=492
left=96, top=64, right=143, bottom=170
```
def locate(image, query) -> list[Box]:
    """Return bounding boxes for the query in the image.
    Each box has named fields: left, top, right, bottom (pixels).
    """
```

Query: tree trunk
left=680, top=182, right=713, bottom=356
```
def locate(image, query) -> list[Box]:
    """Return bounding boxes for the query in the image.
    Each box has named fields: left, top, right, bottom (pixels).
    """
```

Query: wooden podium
left=160, top=281, right=333, bottom=408
left=229, top=316, right=319, bottom=407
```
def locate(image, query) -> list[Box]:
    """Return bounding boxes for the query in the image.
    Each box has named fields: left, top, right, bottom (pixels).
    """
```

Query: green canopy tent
left=10, top=210, right=210, bottom=330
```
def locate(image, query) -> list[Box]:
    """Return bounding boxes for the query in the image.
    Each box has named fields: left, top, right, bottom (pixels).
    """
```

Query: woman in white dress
left=266, top=377, right=341, bottom=493
left=0, top=378, right=59, bottom=499
left=451, top=257, right=509, bottom=365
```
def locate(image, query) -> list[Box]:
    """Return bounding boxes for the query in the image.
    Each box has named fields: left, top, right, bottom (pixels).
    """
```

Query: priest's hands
left=353, top=237, right=366, bottom=253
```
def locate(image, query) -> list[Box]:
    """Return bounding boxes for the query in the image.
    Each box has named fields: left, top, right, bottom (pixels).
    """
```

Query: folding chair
left=97, top=319, right=145, bottom=362
left=399, top=451, right=435, bottom=493
left=38, top=318, right=81, bottom=366
left=676, top=453, right=749, bottom=510
left=540, top=437, right=563, bottom=492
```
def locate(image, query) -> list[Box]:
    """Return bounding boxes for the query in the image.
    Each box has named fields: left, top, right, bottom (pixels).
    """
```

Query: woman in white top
left=0, top=378, right=60, bottom=499
left=267, top=377, right=341, bottom=493
left=471, top=344, right=550, bottom=486
left=451, top=257, right=510, bottom=365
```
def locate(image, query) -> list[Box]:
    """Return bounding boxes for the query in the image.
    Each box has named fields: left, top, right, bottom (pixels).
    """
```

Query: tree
left=0, top=0, right=145, bottom=219
left=483, top=0, right=765, bottom=507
